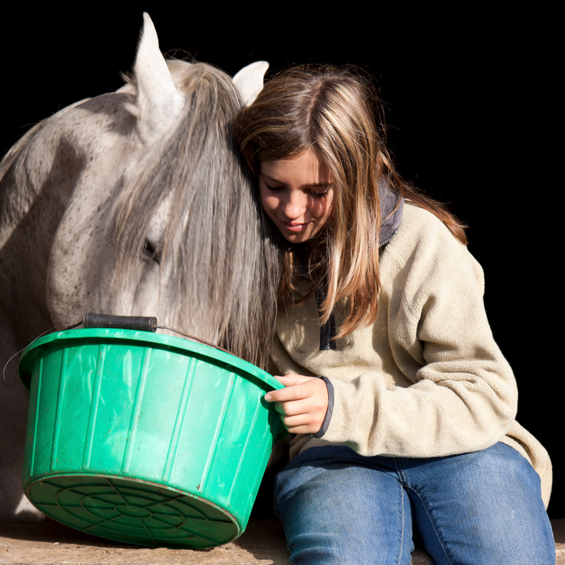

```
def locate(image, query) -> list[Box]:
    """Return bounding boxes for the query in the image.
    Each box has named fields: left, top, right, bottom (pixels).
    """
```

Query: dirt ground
left=1, top=517, right=564, bottom=564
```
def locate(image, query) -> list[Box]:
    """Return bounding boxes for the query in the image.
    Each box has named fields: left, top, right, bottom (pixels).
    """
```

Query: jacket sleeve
left=319, top=208, right=518, bottom=458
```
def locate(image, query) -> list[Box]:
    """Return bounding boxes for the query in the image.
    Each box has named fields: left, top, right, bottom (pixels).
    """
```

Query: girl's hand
left=264, top=374, right=329, bottom=435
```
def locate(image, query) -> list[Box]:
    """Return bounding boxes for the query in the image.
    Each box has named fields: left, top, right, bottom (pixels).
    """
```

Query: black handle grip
left=82, top=313, right=157, bottom=332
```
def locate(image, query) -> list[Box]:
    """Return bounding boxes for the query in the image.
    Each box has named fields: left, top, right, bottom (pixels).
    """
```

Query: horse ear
left=133, top=13, right=185, bottom=143
left=233, top=61, right=269, bottom=106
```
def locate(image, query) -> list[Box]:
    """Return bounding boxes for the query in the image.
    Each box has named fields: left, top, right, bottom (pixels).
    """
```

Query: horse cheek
left=131, top=259, right=162, bottom=319
left=46, top=218, right=113, bottom=325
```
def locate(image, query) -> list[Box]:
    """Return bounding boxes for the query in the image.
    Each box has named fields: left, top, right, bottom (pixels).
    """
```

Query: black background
left=2, top=8, right=560, bottom=516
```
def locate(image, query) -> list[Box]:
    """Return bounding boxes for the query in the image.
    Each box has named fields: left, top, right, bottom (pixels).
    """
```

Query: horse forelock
left=107, top=61, right=280, bottom=367
left=112, top=61, right=245, bottom=256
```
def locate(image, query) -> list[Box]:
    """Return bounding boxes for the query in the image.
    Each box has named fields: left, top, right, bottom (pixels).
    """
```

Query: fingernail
left=264, top=393, right=272, bottom=401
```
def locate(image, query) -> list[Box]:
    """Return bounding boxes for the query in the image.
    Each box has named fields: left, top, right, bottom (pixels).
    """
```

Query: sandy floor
left=1, top=517, right=563, bottom=564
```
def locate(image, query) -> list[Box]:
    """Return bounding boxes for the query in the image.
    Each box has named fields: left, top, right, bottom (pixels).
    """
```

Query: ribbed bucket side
left=21, top=332, right=283, bottom=548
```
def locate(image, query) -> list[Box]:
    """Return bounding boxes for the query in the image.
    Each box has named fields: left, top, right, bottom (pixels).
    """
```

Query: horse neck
left=0, top=96, right=137, bottom=345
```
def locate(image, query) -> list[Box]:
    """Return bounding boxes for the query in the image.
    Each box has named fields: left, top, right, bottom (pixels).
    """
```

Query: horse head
left=0, top=13, right=279, bottom=520
left=41, top=14, right=279, bottom=367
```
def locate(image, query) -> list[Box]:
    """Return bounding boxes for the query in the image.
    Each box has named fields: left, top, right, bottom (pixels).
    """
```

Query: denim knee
left=273, top=444, right=554, bottom=565
left=400, top=443, right=555, bottom=565
left=274, top=447, right=413, bottom=565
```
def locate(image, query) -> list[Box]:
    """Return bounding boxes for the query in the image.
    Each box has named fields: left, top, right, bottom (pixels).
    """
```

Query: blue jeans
left=274, top=443, right=554, bottom=564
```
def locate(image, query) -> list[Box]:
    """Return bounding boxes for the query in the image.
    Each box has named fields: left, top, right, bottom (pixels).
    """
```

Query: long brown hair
left=233, top=64, right=466, bottom=338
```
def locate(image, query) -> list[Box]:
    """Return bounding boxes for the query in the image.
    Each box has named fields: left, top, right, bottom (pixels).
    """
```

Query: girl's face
left=259, top=149, right=334, bottom=244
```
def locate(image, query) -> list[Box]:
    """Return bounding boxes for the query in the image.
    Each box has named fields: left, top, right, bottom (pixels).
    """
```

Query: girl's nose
left=282, top=190, right=307, bottom=219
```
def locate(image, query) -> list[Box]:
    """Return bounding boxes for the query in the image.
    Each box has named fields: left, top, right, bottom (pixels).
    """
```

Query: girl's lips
left=280, top=220, right=308, bottom=232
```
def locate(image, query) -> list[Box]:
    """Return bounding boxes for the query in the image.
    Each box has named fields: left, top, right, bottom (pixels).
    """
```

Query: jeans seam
left=394, top=458, right=454, bottom=565
left=395, top=461, right=408, bottom=565
left=413, top=487, right=455, bottom=565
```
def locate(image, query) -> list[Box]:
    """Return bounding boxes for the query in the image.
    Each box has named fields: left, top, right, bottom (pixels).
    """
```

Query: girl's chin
left=283, top=233, right=310, bottom=243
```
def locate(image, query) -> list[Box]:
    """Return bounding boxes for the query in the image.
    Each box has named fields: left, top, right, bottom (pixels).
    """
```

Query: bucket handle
left=5, top=314, right=237, bottom=381
left=82, top=313, right=233, bottom=356
left=83, top=313, right=157, bottom=332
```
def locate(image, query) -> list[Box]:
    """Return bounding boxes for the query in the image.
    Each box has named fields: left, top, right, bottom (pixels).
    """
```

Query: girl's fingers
left=265, top=374, right=321, bottom=403
left=266, top=384, right=308, bottom=403
left=280, top=413, right=324, bottom=435
left=273, top=374, right=312, bottom=387
left=273, top=398, right=314, bottom=416
left=265, top=376, right=329, bottom=435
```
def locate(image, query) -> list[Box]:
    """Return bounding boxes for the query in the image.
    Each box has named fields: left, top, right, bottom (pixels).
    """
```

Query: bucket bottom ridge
left=26, top=474, right=240, bottom=548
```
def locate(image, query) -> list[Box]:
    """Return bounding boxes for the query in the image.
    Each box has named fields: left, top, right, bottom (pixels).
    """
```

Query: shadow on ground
left=1, top=517, right=564, bottom=564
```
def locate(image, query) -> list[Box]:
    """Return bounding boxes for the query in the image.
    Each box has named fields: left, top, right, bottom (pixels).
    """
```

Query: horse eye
left=143, top=239, right=161, bottom=264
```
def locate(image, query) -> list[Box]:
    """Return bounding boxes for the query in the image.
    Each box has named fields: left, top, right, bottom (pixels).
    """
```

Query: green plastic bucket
left=18, top=328, right=285, bottom=548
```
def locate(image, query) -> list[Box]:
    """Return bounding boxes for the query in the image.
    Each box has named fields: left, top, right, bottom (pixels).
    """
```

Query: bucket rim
left=18, top=327, right=283, bottom=392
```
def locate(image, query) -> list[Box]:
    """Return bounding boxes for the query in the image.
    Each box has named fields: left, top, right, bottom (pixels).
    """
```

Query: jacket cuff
left=313, top=376, right=334, bottom=438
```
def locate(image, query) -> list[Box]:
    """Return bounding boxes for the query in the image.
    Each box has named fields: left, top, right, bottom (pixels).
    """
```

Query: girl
left=233, top=65, right=554, bottom=564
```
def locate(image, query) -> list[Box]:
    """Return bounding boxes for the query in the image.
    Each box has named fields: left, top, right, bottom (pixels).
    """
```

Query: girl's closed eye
left=309, top=187, right=331, bottom=197
left=265, top=182, right=284, bottom=191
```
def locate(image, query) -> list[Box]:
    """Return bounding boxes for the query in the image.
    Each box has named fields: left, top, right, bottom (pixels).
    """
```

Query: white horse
left=0, top=14, right=280, bottom=520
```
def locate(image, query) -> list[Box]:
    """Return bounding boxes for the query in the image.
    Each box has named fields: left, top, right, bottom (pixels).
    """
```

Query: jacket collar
left=379, top=179, right=404, bottom=247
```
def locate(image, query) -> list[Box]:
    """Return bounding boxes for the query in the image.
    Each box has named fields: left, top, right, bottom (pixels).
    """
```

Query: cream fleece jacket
left=270, top=202, right=552, bottom=507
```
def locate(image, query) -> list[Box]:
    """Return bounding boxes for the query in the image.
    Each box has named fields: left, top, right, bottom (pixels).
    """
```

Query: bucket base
left=25, top=474, right=240, bottom=548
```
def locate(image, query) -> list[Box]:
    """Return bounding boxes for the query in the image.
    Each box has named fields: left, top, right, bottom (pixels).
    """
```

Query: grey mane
left=110, top=61, right=281, bottom=368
